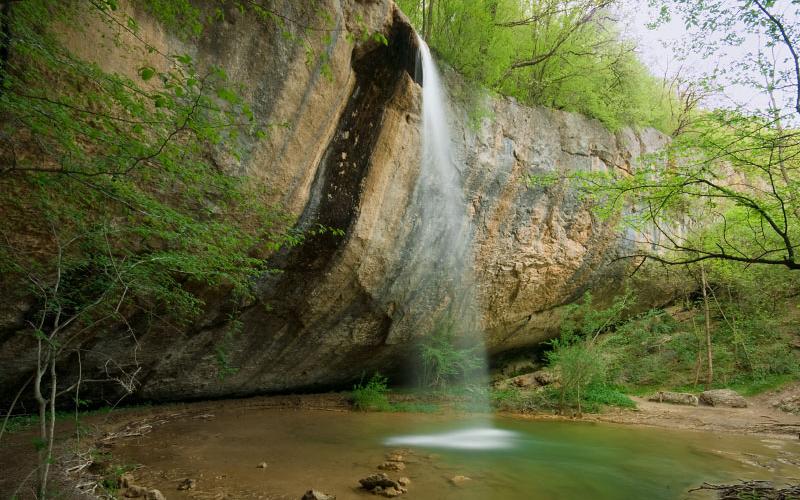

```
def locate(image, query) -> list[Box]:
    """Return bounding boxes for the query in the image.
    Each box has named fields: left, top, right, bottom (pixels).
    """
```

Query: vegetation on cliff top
left=398, top=0, right=679, bottom=132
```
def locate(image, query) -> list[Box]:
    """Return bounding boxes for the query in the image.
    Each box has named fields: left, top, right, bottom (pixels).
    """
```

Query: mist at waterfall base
left=384, top=36, right=516, bottom=451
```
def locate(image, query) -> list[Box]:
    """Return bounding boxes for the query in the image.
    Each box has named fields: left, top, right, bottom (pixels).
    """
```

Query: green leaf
left=138, top=66, right=156, bottom=81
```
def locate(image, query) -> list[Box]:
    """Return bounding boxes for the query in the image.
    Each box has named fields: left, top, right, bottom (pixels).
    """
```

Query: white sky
left=619, top=0, right=799, bottom=120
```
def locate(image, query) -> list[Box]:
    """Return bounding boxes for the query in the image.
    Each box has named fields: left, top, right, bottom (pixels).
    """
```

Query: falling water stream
left=384, top=36, right=516, bottom=450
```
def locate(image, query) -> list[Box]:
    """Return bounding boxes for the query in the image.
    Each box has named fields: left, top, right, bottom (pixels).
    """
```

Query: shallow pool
left=112, top=409, right=800, bottom=499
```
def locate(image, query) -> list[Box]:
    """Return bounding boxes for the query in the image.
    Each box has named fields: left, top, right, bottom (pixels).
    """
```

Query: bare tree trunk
left=35, top=339, right=48, bottom=499
left=41, top=354, right=57, bottom=499
left=424, top=0, right=434, bottom=40
left=691, top=316, right=702, bottom=385
left=0, top=374, right=32, bottom=444
left=421, top=0, right=426, bottom=39
left=700, top=264, right=714, bottom=388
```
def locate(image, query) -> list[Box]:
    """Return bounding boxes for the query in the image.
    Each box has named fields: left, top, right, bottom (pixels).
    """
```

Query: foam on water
left=385, top=427, right=519, bottom=450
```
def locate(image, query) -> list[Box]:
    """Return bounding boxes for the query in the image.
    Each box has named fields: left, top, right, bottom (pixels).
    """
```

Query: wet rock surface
left=177, top=478, right=196, bottom=490
left=449, top=475, right=472, bottom=486
left=302, top=490, right=336, bottom=500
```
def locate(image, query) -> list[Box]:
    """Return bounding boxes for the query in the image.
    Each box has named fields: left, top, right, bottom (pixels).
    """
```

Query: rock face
left=699, top=389, right=748, bottom=408
left=0, top=1, right=670, bottom=404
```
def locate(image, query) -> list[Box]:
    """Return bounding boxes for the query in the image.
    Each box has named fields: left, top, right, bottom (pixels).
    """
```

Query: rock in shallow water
left=145, top=490, right=166, bottom=500
left=381, top=486, right=402, bottom=497
left=177, top=478, right=196, bottom=490
left=378, top=461, right=405, bottom=471
left=301, top=489, right=335, bottom=500
left=449, top=475, right=472, bottom=486
left=123, top=485, right=148, bottom=498
left=359, top=473, right=400, bottom=490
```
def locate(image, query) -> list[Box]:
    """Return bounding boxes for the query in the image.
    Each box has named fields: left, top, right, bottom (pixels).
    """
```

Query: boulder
left=699, top=389, right=748, bottom=408
left=301, top=490, right=335, bottom=500
left=177, top=478, right=196, bottom=490
left=494, top=369, right=558, bottom=390
left=359, top=473, right=399, bottom=490
left=773, top=395, right=800, bottom=414
left=145, top=490, right=166, bottom=500
left=378, top=461, right=405, bottom=471
left=449, top=475, right=472, bottom=486
left=533, top=370, right=558, bottom=386
left=647, top=391, right=699, bottom=406
left=499, top=359, right=537, bottom=377
left=124, top=485, right=148, bottom=498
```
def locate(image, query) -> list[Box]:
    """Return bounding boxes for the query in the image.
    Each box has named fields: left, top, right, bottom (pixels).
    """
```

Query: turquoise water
left=378, top=415, right=800, bottom=499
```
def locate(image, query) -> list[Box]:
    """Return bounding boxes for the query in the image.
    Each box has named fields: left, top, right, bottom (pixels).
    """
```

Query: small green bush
left=351, top=373, right=391, bottom=411
left=418, top=321, right=483, bottom=389
left=581, top=384, right=636, bottom=412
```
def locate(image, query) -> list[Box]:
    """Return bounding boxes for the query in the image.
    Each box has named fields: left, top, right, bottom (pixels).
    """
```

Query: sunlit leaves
left=397, top=0, right=678, bottom=131
left=0, top=0, right=303, bottom=337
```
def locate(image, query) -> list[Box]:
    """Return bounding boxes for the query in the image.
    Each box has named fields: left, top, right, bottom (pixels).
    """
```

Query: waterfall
left=413, top=34, right=486, bottom=395
left=384, top=36, right=516, bottom=450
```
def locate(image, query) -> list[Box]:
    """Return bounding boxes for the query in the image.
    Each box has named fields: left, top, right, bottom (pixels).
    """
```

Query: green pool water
left=113, top=409, right=800, bottom=499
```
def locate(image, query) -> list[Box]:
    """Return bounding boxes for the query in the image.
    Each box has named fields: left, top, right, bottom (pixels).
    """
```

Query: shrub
left=581, top=384, right=636, bottom=412
left=351, top=373, right=391, bottom=411
left=418, top=321, right=483, bottom=389
left=547, top=339, right=605, bottom=415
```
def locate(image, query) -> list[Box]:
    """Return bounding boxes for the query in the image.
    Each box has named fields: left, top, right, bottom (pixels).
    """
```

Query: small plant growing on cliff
left=418, top=320, right=483, bottom=389
left=351, top=373, right=391, bottom=411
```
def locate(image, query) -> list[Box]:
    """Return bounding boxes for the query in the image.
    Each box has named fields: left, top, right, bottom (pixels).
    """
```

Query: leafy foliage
left=602, top=264, right=799, bottom=393
left=0, top=1, right=351, bottom=494
left=418, top=320, right=484, bottom=389
left=545, top=291, right=632, bottom=413
left=397, top=0, right=677, bottom=131
left=351, top=373, right=391, bottom=411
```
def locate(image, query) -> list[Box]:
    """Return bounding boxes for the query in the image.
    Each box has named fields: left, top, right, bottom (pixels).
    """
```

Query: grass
left=1, top=403, right=153, bottom=437
left=389, top=401, right=441, bottom=413
left=618, top=373, right=797, bottom=399
left=581, top=384, right=636, bottom=412
left=726, top=373, right=797, bottom=396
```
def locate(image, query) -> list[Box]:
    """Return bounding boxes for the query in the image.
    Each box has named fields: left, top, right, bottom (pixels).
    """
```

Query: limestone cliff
left=0, top=0, right=668, bottom=404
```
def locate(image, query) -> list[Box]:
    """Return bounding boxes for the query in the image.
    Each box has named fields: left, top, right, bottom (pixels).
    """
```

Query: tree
left=397, top=0, right=677, bottom=131
left=548, top=0, right=800, bottom=271
left=0, top=1, right=346, bottom=495
left=547, top=291, right=631, bottom=415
